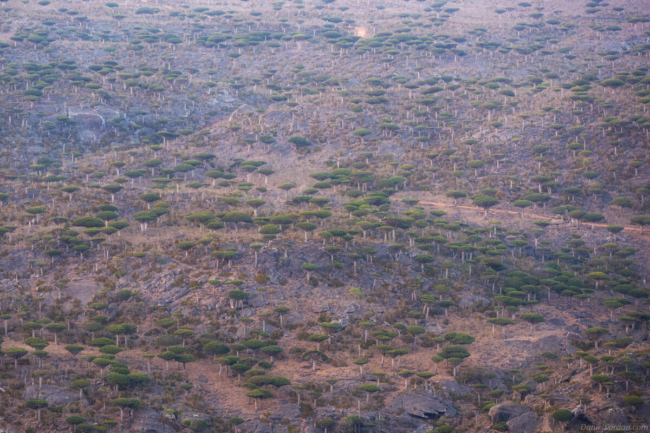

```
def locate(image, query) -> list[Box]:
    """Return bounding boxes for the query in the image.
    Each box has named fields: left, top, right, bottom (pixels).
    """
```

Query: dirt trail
left=405, top=199, right=649, bottom=237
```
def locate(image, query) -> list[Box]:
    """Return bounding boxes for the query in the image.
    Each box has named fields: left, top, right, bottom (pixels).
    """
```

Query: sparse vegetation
left=0, top=0, right=649, bottom=432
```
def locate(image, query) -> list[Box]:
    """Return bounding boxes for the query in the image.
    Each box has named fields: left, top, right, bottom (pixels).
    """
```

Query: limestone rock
left=253, top=422, right=272, bottom=433
left=391, top=391, right=457, bottom=419
left=438, top=379, right=472, bottom=397
left=488, top=404, right=531, bottom=424
left=637, top=402, right=650, bottom=423
left=424, top=322, right=444, bottom=335
left=132, top=408, right=176, bottom=433
left=458, top=295, right=490, bottom=308
left=278, top=403, right=301, bottom=419
left=599, top=406, right=629, bottom=426
left=506, top=412, right=541, bottom=433
left=341, top=302, right=359, bottom=314
left=312, top=302, right=329, bottom=313
left=23, top=385, right=79, bottom=406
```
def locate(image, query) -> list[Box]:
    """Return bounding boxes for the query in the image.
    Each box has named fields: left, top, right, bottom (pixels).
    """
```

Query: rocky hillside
left=0, top=0, right=649, bottom=432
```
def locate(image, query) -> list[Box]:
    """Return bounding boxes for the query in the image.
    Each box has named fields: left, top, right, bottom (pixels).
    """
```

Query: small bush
left=328, top=278, right=344, bottom=288
left=551, top=409, right=574, bottom=422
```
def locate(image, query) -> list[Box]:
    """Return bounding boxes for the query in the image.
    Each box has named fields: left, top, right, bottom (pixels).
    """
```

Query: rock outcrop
left=23, top=385, right=79, bottom=406
left=132, top=408, right=176, bottom=433
left=391, top=391, right=457, bottom=419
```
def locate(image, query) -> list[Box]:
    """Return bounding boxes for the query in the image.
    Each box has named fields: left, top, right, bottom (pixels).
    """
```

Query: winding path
left=402, top=199, right=649, bottom=237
